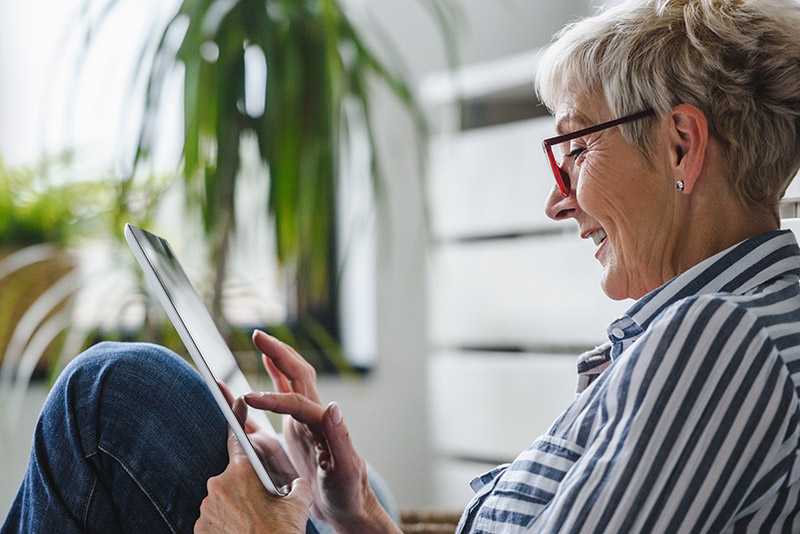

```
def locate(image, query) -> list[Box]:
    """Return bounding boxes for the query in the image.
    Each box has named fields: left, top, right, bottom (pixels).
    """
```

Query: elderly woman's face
left=545, top=92, right=675, bottom=301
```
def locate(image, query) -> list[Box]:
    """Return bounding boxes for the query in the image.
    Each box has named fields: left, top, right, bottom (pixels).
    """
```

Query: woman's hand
left=194, top=425, right=312, bottom=534
left=247, top=330, right=401, bottom=534
left=217, top=381, right=298, bottom=486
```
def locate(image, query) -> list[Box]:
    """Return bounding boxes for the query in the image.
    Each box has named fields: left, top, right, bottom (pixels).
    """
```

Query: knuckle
left=198, top=497, right=209, bottom=514
left=206, top=476, right=220, bottom=493
left=298, top=367, right=315, bottom=388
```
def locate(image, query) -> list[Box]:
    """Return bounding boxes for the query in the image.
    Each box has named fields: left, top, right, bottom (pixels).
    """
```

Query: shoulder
left=580, top=294, right=800, bottom=466
left=605, top=293, right=792, bottom=405
left=640, top=292, right=777, bottom=360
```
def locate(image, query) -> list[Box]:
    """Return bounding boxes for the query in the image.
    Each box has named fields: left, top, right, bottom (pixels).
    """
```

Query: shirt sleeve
left=527, top=296, right=800, bottom=533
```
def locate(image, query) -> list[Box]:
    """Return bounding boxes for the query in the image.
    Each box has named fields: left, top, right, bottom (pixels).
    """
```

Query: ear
left=666, top=104, right=708, bottom=194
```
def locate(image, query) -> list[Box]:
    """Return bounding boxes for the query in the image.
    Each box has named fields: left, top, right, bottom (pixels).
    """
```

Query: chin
left=600, top=273, right=632, bottom=301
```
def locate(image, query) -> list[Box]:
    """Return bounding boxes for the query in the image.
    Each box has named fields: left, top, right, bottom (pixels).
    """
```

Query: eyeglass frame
left=542, top=108, right=656, bottom=197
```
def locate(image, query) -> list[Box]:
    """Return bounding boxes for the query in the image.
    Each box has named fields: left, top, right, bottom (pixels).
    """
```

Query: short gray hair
left=535, top=0, right=800, bottom=214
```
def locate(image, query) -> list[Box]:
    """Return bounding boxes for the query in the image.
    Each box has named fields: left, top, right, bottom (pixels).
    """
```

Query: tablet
left=125, top=223, right=292, bottom=496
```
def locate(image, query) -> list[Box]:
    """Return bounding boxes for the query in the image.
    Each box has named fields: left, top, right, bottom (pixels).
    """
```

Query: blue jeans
left=2, top=342, right=397, bottom=533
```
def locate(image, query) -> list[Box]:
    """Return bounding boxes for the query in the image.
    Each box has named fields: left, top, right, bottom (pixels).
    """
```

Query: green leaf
left=107, top=0, right=460, bottom=371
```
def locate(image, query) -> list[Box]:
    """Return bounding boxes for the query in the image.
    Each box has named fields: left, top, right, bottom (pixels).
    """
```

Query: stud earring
left=676, top=180, right=685, bottom=192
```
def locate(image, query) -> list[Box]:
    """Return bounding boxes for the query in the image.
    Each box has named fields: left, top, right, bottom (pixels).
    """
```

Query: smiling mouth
left=591, top=229, right=607, bottom=247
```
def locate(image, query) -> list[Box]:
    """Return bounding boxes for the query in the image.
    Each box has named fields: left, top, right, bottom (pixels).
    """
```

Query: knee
left=44, top=342, right=221, bottom=453
left=54, top=341, right=210, bottom=417
left=59, top=342, right=198, bottom=394
left=70, top=341, right=189, bottom=371
left=26, top=342, right=228, bottom=521
left=48, top=342, right=205, bottom=426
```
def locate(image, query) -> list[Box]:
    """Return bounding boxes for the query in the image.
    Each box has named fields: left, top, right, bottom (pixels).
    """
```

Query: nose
left=544, top=181, right=581, bottom=221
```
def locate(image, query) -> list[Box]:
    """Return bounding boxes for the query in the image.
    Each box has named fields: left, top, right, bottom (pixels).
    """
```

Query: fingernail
left=329, top=402, right=342, bottom=424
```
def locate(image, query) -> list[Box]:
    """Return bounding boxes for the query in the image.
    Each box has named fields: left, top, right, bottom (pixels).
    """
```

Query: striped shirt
left=457, top=229, right=800, bottom=533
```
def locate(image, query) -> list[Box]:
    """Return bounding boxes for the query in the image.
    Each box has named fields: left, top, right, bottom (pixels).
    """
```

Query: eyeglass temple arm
left=543, top=109, right=656, bottom=146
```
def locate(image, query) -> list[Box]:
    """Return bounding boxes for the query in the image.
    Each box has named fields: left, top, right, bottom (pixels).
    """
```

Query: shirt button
left=611, top=327, right=626, bottom=339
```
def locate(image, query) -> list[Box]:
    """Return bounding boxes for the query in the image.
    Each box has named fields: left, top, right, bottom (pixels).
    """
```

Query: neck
left=670, top=198, right=778, bottom=282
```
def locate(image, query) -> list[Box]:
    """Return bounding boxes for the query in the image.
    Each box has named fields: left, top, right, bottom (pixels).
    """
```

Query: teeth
left=591, top=229, right=607, bottom=246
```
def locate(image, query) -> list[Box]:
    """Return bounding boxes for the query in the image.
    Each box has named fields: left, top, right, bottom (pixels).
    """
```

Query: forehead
left=553, top=91, right=611, bottom=135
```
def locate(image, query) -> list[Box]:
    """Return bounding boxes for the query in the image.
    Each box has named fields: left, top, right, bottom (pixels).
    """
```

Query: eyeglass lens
left=552, top=139, right=574, bottom=193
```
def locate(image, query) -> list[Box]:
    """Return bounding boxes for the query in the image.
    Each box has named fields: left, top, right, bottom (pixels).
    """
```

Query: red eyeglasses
left=542, top=109, right=655, bottom=197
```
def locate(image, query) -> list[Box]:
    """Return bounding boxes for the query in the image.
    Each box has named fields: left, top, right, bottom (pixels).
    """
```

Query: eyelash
left=566, top=147, right=586, bottom=160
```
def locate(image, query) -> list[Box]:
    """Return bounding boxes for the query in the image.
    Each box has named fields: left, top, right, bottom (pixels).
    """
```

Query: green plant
left=0, top=157, right=118, bottom=422
left=1, top=155, right=87, bottom=247
left=3, top=0, right=461, bottom=429
left=108, top=0, right=458, bottom=337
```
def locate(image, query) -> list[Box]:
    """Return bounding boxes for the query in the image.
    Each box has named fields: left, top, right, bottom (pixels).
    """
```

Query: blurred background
left=0, top=0, right=638, bottom=518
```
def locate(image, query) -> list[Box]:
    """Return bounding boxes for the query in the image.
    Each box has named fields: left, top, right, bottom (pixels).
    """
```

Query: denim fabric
left=1, top=342, right=324, bottom=534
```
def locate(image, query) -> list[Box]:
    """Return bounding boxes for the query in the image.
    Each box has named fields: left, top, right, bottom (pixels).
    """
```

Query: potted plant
left=105, top=0, right=458, bottom=368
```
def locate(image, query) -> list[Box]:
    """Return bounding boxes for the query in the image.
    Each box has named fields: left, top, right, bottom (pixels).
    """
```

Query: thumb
left=321, top=402, right=360, bottom=472
left=226, top=425, right=249, bottom=463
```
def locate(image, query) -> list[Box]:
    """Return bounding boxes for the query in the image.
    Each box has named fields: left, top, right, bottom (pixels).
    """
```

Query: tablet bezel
left=125, top=223, right=290, bottom=497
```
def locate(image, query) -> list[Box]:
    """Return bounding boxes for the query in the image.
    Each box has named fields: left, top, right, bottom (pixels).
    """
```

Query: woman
left=197, top=0, right=800, bottom=531
left=5, top=0, right=800, bottom=532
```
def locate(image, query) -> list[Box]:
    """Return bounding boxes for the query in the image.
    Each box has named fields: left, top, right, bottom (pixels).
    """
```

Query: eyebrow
left=555, top=112, right=592, bottom=136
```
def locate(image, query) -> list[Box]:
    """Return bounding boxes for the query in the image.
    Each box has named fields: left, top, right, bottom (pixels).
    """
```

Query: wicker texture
left=400, top=512, right=461, bottom=534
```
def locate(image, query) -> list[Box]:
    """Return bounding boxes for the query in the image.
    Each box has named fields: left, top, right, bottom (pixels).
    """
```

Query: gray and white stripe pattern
left=457, top=230, right=800, bottom=533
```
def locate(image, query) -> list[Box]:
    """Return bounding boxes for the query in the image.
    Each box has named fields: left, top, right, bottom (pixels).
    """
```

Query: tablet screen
left=125, top=223, right=293, bottom=496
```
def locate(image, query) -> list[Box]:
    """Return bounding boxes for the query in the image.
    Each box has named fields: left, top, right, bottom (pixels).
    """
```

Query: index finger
left=245, top=391, right=327, bottom=446
left=244, top=391, right=326, bottom=428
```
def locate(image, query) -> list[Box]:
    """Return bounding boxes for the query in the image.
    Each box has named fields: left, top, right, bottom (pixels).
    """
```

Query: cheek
left=574, top=160, right=620, bottom=220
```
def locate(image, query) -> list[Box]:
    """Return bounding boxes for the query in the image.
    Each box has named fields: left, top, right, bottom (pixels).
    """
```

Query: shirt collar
left=606, top=229, right=800, bottom=355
